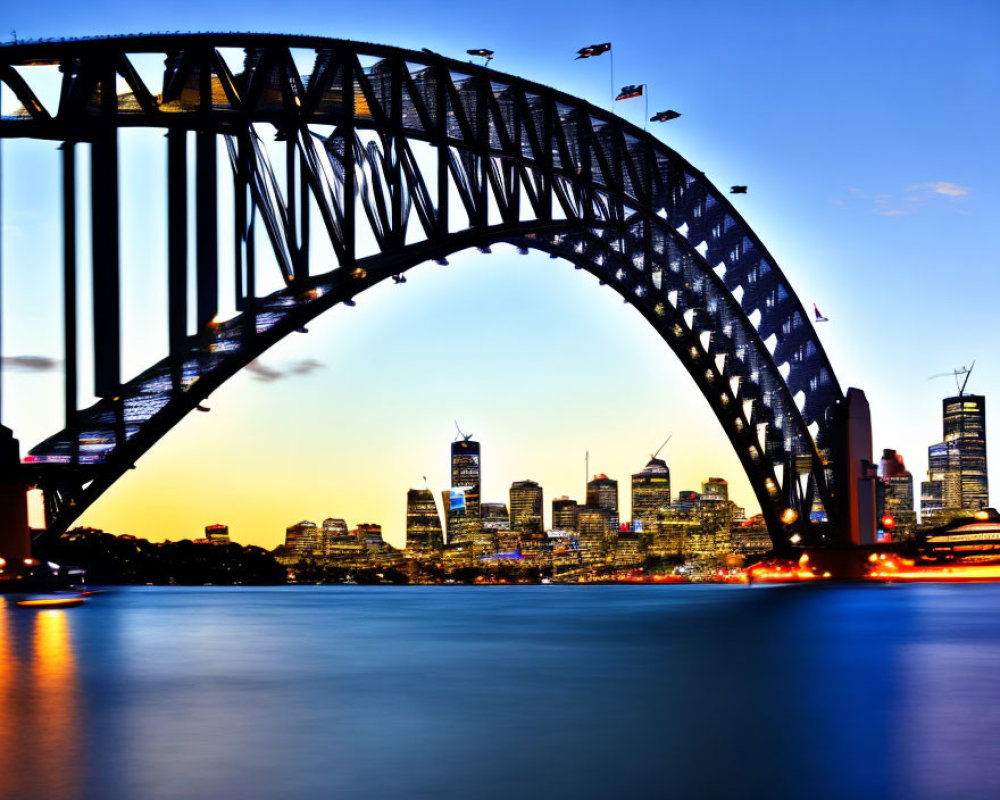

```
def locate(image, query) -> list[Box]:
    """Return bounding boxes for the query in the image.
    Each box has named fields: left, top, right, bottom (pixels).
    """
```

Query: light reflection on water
left=1, top=585, right=1000, bottom=799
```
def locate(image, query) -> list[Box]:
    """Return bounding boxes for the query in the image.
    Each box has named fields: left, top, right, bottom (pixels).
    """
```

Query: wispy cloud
left=246, top=358, right=324, bottom=382
left=908, top=181, right=970, bottom=198
left=2, top=355, right=59, bottom=372
left=836, top=181, right=972, bottom=216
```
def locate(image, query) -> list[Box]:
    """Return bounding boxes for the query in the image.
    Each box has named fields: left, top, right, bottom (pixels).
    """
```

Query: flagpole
left=609, top=47, right=614, bottom=109
left=643, top=84, right=648, bottom=130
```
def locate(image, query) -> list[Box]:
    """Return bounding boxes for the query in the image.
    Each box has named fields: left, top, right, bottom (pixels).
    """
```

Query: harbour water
left=2, top=584, right=1000, bottom=799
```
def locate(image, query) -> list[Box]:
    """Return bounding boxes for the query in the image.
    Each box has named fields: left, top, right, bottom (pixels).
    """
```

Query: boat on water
left=15, top=596, right=85, bottom=609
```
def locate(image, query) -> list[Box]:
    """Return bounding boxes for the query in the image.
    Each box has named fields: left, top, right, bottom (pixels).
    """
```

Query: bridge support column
left=833, top=387, right=877, bottom=546
left=0, top=425, right=30, bottom=563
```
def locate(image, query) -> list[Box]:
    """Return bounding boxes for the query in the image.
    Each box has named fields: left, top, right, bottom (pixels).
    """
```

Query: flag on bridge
left=576, top=42, right=611, bottom=59
left=650, top=109, right=681, bottom=122
left=615, top=84, right=644, bottom=101
left=466, top=48, right=494, bottom=58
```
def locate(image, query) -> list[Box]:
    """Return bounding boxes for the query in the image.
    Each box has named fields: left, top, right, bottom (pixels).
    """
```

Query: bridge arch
left=0, top=34, right=855, bottom=546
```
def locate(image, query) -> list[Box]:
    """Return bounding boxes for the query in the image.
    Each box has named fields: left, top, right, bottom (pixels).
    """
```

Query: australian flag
left=615, top=84, right=644, bottom=101
left=576, top=42, right=612, bottom=59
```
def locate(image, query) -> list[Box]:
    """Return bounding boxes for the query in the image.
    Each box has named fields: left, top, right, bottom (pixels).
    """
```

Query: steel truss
left=0, top=34, right=845, bottom=545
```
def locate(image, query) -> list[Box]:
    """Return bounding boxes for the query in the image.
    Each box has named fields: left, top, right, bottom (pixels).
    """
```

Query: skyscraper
left=481, top=503, right=510, bottom=532
left=922, top=394, right=988, bottom=519
left=877, top=449, right=916, bottom=538
left=406, top=488, right=444, bottom=551
left=510, top=480, right=544, bottom=537
left=551, top=496, right=579, bottom=533
left=586, top=474, right=619, bottom=532
left=449, top=437, right=481, bottom=543
left=631, top=458, right=671, bottom=532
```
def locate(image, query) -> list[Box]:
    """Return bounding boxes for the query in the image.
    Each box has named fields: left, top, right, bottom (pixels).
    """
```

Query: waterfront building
left=922, top=394, right=988, bottom=520
left=353, top=523, right=385, bottom=548
left=631, top=458, right=671, bottom=532
left=729, top=515, right=772, bottom=557
left=699, top=478, right=734, bottom=535
left=586, top=474, right=619, bottom=532
left=481, top=502, right=510, bottom=532
left=285, top=520, right=321, bottom=558
left=510, top=480, right=544, bottom=538
left=406, top=488, right=444, bottom=551
left=876, top=449, right=916, bottom=539
left=577, top=505, right=613, bottom=562
left=449, top=438, right=482, bottom=544
left=205, top=523, right=230, bottom=544
left=551, top=496, right=579, bottom=534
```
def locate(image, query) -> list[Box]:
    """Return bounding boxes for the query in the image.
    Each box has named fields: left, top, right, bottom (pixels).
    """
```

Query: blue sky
left=1, top=0, right=998, bottom=546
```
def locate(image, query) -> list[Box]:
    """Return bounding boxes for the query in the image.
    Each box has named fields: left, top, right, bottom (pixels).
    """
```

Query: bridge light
left=0, top=557, right=5, bottom=568
left=351, top=267, right=367, bottom=279
left=975, top=509, right=990, bottom=520
left=789, top=533, right=802, bottom=544
left=781, top=507, right=799, bottom=525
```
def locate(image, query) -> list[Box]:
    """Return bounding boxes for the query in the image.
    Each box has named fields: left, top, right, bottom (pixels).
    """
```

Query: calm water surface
left=2, top=584, right=999, bottom=799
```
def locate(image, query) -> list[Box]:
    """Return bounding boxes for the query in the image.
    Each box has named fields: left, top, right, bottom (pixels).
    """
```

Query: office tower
left=551, top=496, right=579, bottom=533
left=510, top=480, right=544, bottom=537
left=922, top=394, right=988, bottom=519
left=449, top=437, right=481, bottom=543
left=631, top=458, right=671, bottom=533
left=876, top=449, right=916, bottom=538
left=353, top=523, right=384, bottom=547
left=205, top=523, right=230, bottom=544
left=577, top=505, right=613, bottom=560
left=481, top=503, right=510, bottom=532
left=944, top=394, right=988, bottom=509
left=285, top=520, right=320, bottom=558
left=586, top=474, right=619, bottom=532
left=406, top=488, right=444, bottom=551
left=701, top=477, right=728, bottom=502
left=699, top=477, right=733, bottom=533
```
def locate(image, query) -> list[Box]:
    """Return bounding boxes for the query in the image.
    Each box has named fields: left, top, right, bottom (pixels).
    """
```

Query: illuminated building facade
left=353, top=523, right=384, bottom=547
left=406, top=488, right=444, bottom=551
left=944, top=394, right=988, bottom=510
left=551, top=496, right=579, bottom=533
left=922, top=394, right=988, bottom=520
left=577, top=506, right=613, bottom=560
left=205, top=523, right=230, bottom=544
left=876, top=449, right=916, bottom=538
left=285, top=520, right=320, bottom=558
left=510, top=480, right=544, bottom=537
left=631, top=458, right=671, bottom=532
left=481, top=503, right=510, bottom=532
left=449, top=438, right=482, bottom=543
left=586, top=474, right=619, bottom=532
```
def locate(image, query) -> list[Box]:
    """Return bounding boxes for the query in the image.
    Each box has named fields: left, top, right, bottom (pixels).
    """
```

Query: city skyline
left=0, top=1, right=997, bottom=549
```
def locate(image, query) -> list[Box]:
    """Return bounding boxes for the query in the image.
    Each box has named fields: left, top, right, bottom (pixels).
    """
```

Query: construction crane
left=454, top=420, right=473, bottom=442
left=929, top=361, right=975, bottom=396
left=651, top=434, right=673, bottom=461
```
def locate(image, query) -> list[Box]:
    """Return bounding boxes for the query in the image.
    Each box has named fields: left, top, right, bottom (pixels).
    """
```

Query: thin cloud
left=907, top=181, right=970, bottom=198
left=2, top=355, right=59, bottom=372
left=839, top=180, right=972, bottom=216
left=246, top=358, right=324, bottom=382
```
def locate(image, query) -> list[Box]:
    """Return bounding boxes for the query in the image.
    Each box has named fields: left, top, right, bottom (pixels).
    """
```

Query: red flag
left=615, top=84, right=644, bottom=101
left=576, top=42, right=611, bottom=59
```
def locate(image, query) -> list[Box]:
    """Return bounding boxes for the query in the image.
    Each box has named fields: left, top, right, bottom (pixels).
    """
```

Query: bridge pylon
left=0, top=425, right=30, bottom=563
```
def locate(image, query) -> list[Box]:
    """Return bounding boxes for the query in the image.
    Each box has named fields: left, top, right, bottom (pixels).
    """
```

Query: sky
left=1, top=0, right=998, bottom=548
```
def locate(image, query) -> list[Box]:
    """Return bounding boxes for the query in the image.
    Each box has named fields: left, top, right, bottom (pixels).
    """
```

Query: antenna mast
left=651, top=434, right=673, bottom=461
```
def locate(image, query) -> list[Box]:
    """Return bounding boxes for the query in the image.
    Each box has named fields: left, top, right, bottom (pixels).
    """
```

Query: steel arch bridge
left=0, top=33, right=871, bottom=550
